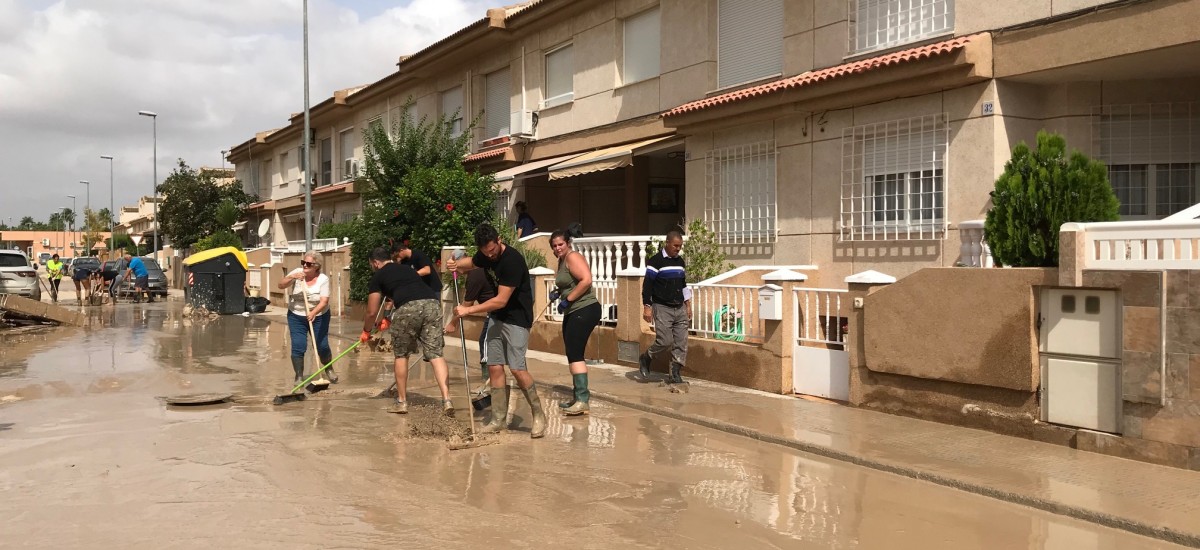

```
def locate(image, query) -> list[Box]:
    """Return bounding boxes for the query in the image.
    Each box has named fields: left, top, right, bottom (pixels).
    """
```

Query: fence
left=572, top=235, right=659, bottom=282
left=793, top=287, right=849, bottom=347
left=1064, top=220, right=1200, bottom=270
left=541, top=278, right=619, bottom=324
left=687, top=284, right=764, bottom=342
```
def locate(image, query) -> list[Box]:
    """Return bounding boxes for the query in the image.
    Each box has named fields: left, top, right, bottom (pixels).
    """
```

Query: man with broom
left=361, top=247, right=454, bottom=415
left=446, top=223, right=546, bottom=439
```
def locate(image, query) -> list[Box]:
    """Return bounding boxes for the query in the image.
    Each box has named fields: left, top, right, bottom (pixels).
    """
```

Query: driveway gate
left=793, top=288, right=850, bottom=400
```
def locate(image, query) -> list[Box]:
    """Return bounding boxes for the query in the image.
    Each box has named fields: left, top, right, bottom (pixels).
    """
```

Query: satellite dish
left=257, top=219, right=271, bottom=238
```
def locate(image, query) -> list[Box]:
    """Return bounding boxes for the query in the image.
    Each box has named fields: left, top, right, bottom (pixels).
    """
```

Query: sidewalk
left=312, top=315, right=1200, bottom=547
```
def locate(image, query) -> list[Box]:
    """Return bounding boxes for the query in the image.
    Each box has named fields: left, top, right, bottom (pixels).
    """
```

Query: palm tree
left=47, top=212, right=64, bottom=231
left=18, top=216, right=36, bottom=230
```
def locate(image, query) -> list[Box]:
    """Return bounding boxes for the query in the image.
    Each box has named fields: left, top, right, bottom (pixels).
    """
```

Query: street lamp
left=59, top=207, right=68, bottom=254
left=220, top=149, right=229, bottom=173
left=100, top=155, right=114, bottom=249
left=138, top=110, right=158, bottom=263
left=66, top=194, right=76, bottom=255
left=302, top=0, right=313, bottom=250
left=80, top=180, right=90, bottom=254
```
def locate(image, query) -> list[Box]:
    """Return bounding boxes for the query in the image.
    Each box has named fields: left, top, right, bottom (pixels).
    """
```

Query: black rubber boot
left=563, top=373, right=590, bottom=416
left=669, top=363, right=684, bottom=385
left=319, top=353, right=336, bottom=383
left=291, top=356, right=305, bottom=385
left=639, top=352, right=652, bottom=379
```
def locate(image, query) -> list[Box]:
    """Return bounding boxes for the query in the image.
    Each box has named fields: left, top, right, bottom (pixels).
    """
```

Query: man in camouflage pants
left=361, top=247, right=454, bottom=415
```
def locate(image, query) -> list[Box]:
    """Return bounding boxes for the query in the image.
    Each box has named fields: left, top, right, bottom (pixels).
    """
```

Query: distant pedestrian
left=514, top=201, right=537, bottom=238
left=122, top=254, right=152, bottom=303
left=362, top=246, right=453, bottom=415
left=639, top=230, right=691, bottom=384
left=447, top=222, right=546, bottom=438
left=444, top=266, right=497, bottom=397
left=46, top=254, right=64, bottom=303
left=550, top=224, right=600, bottom=415
left=277, top=251, right=334, bottom=384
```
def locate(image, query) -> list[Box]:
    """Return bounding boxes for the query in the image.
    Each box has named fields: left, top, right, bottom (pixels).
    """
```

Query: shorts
left=388, top=299, right=444, bottom=361
left=484, top=318, right=530, bottom=371
left=72, top=269, right=92, bottom=281
left=135, top=275, right=149, bottom=288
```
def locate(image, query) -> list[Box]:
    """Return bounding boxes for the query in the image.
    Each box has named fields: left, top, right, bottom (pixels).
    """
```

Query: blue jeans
left=288, top=311, right=331, bottom=360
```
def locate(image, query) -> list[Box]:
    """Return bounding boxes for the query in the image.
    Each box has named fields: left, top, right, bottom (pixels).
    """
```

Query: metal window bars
left=705, top=140, right=778, bottom=245
left=1092, top=102, right=1200, bottom=219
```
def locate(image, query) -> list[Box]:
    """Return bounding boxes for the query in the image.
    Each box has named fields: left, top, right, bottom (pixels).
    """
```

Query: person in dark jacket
left=638, top=230, right=691, bottom=384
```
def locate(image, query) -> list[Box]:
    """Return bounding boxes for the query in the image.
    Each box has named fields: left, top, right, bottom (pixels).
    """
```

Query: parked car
left=111, top=258, right=168, bottom=298
left=38, top=252, right=51, bottom=266
left=0, top=250, right=41, bottom=301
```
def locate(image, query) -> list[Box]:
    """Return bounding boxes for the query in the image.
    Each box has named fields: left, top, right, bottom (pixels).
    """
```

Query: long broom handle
left=451, top=255, right=478, bottom=438
left=288, top=340, right=362, bottom=394
left=298, top=278, right=323, bottom=372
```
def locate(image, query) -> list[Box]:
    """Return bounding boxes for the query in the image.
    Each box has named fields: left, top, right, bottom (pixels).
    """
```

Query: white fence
left=688, top=284, right=764, bottom=342
left=1065, top=220, right=1200, bottom=270
left=541, top=278, right=618, bottom=324
left=793, top=288, right=849, bottom=347
left=573, top=235, right=659, bottom=282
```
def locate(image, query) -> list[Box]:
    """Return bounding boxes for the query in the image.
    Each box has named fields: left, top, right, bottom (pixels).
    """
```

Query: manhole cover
left=163, top=393, right=233, bottom=406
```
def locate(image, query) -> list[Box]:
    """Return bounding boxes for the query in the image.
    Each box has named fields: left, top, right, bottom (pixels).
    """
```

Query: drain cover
left=163, top=393, right=233, bottom=406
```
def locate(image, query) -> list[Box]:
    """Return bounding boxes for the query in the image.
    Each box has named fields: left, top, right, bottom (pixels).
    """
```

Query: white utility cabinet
left=1039, top=288, right=1122, bottom=433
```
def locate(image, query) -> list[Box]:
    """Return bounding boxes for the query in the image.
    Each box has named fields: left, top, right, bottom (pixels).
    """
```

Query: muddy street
left=0, top=301, right=1186, bottom=549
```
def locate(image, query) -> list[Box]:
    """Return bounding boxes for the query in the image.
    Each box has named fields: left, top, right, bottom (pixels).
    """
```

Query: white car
left=0, top=250, right=41, bottom=301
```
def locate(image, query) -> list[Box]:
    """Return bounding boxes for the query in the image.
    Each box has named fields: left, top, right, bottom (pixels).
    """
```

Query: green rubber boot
left=559, top=376, right=577, bottom=409
left=478, top=386, right=509, bottom=434
left=563, top=373, right=590, bottom=416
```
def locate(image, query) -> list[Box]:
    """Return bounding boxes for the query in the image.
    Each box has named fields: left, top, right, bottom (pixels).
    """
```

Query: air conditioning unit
left=343, top=158, right=360, bottom=179
left=42, top=239, right=50, bottom=246
left=510, top=109, right=537, bottom=138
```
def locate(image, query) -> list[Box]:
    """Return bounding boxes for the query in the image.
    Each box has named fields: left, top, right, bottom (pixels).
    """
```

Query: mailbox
left=758, top=284, right=783, bottom=321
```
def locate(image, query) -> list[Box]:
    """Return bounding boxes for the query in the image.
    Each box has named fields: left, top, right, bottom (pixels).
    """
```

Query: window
left=851, top=0, right=955, bottom=54
left=368, top=116, right=383, bottom=134
left=319, top=137, right=332, bottom=186
left=494, top=189, right=511, bottom=221
left=717, top=0, right=783, bottom=89
left=544, top=44, right=574, bottom=108
left=441, top=86, right=464, bottom=137
left=705, top=140, right=777, bottom=244
left=841, top=114, right=948, bottom=241
left=1094, top=103, right=1200, bottom=219
left=278, top=151, right=290, bottom=186
left=622, top=8, right=660, bottom=85
left=403, top=104, right=416, bottom=125
left=259, top=159, right=272, bottom=195
left=339, top=128, right=355, bottom=181
left=485, top=68, right=511, bottom=138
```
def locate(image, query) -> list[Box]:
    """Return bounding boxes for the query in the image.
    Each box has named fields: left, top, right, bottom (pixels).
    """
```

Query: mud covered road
left=0, top=302, right=1186, bottom=549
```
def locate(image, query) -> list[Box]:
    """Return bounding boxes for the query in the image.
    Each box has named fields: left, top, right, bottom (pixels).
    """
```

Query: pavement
left=288, top=310, right=1200, bottom=548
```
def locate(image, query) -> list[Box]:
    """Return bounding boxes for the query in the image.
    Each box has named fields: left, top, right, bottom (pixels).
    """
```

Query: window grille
left=705, top=140, right=777, bottom=244
left=841, top=114, right=948, bottom=241
left=494, top=189, right=512, bottom=221
left=1093, top=102, right=1200, bottom=219
left=850, top=0, right=954, bottom=54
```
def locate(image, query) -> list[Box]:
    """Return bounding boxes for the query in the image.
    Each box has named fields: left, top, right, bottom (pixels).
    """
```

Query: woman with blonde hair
left=278, top=251, right=335, bottom=384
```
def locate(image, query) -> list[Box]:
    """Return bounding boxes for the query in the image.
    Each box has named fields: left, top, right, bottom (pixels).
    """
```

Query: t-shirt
left=401, top=249, right=442, bottom=295
left=464, top=268, right=496, bottom=304
left=368, top=262, right=435, bottom=307
left=473, top=245, right=533, bottom=328
left=516, top=213, right=537, bottom=237
left=128, top=257, right=149, bottom=278
left=286, top=270, right=331, bottom=315
left=46, top=259, right=64, bottom=280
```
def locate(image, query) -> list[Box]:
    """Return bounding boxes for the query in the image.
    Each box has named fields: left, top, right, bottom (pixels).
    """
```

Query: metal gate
left=793, top=288, right=850, bottom=400
left=1039, top=288, right=1122, bottom=433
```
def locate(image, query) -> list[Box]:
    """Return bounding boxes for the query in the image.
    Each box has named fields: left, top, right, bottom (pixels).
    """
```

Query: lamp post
left=138, top=110, right=158, bottom=263
left=100, top=155, right=114, bottom=250
left=302, top=0, right=313, bottom=251
left=80, top=180, right=90, bottom=254
left=66, top=194, right=76, bottom=255
left=59, top=207, right=68, bottom=254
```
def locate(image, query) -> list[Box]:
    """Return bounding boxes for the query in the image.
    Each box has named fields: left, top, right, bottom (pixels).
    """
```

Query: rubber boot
left=669, top=363, right=684, bottom=385
left=291, top=356, right=305, bottom=386
left=638, top=352, right=652, bottom=379
left=563, top=373, right=590, bottom=416
left=558, top=376, right=577, bottom=409
left=521, top=383, right=547, bottom=439
left=319, top=352, right=337, bottom=383
left=477, top=386, right=509, bottom=434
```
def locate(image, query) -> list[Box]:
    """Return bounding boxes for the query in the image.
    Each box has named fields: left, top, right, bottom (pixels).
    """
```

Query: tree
left=156, top=159, right=255, bottom=250
left=96, top=208, right=114, bottom=229
left=18, top=216, right=35, bottom=230
left=107, top=233, right=141, bottom=256
left=647, top=218, right=734, bottom=283
left=82, top=208, right=108, bottom=255
left=985, top=131, right=1120, bottom=267
left=47, top=212, right=65, bottom=231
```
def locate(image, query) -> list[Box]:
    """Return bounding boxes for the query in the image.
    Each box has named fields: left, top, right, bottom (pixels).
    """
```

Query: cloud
left=0, top=0, right=493, bottom=226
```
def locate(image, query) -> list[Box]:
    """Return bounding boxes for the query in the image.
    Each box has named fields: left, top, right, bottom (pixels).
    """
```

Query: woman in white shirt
left=277, top=251, right=335, bottom=384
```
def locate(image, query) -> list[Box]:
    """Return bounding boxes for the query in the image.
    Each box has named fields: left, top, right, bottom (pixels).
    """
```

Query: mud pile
left=407, top=405, right=471, bottom=440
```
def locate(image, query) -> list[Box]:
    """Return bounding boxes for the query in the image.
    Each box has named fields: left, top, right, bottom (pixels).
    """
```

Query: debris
left=406, top=404, right=471, bottom=440
left=0, top=295, right=85, bottom=327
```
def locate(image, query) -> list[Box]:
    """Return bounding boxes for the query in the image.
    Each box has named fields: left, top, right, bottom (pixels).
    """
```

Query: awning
left=280, top=211, right=306, bottom=223
left=230, top=221, right=247, bottom=231
left=491, top=154, right=583, bottom=190
left=547, top=136, right=677, bottom=180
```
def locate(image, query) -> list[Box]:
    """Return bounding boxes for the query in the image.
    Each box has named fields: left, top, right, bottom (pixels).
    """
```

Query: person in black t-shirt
left=446, top=223, right=546, bottom=439
left=361, top=247, right=453, bottom=415
left=444, top=266, right=496, bottom=396
left=391, top=242, right=442, bottom=295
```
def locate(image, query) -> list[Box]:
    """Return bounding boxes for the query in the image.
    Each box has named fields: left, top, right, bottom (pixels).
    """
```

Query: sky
left=0, top=0, right=495, bottom=227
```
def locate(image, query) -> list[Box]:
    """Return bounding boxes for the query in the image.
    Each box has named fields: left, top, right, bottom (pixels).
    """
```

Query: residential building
left=116, top=196, right=162, bottom=246
left=227, top=0, right=1200, bottom=284
left=0, top=230, right=113, bottom=260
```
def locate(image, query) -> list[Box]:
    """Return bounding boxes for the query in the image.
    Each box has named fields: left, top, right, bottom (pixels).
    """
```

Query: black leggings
left=562, top=302, right=601, bottom=363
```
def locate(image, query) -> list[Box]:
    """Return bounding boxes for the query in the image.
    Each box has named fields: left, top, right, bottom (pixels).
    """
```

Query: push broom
left=447, top=250, right=496, bottom=450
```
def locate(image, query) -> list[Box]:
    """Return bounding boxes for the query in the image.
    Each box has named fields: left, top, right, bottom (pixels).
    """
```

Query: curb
left=545, top=382, right=1200, bottom=549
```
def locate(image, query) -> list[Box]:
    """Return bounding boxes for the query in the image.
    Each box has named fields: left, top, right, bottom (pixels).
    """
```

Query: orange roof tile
left=464, top=147, right=512, bottom=163
left=663, top=35, right=978, bottom=118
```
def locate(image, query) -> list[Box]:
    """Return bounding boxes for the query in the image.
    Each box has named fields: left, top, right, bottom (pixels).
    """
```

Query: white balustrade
left=285, top=238, right=339, bottom=252
left=793, top=288, right=849, bottom=347
left=1065, top=220, right=1200, bottom=270
left=957, top=220, right=993, bottom=267
left=687, top=284, right=763, bottom=342
left=542, top=277, right=618, bottom=324
left=572, top=235, right=658, bottom=283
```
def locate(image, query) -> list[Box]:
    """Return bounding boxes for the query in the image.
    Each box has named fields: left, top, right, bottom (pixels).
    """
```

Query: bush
left=647, top=218, right=734, bottom=283
left=984, top=131, right=1120, bottom=267
left=193, top=230, right=243, bottom=252
left=317, top=219, right=358, bottom=242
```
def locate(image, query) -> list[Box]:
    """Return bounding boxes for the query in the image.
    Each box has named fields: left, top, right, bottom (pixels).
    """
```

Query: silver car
left=0, top=250, right=42, bottom=300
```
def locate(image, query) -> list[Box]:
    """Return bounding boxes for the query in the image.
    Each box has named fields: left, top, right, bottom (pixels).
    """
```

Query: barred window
left=850, top=0, right=954, bottom=54
left=841, top=114, right=948, bottom=241
left=494, top=189, right=511, bottom=221
left=705, top=140, right=777, bottom=244
left=1093, top=103, right=1200, bottom=219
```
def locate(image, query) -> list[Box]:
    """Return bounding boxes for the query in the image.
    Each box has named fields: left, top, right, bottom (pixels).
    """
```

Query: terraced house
left=228, top=0, right=1200, bottom=284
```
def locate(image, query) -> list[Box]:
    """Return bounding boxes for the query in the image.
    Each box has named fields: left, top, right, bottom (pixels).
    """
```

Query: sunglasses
left=301, top=261, right=317, bottom=268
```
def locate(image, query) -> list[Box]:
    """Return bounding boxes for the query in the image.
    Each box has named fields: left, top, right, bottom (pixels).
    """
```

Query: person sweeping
left=361, top=247, right=454, bottom=415
left=639, top=230, right=691, bottom=385
left=447, top=223, right=546, bottom=438
left=278, top=251, right=334, bottom=385
left=46, top=254, right=64, bottom=303
left=549, top=225, right=600, bottom=416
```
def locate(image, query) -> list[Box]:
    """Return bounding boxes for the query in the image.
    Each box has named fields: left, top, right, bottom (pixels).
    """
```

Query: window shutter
left=718, top=0, right=783, bottom=89
left=623, top=8, right=660, bottom=84
left=442, top=86, right=464, bottom=136
left=485, top=68, right=511, bottom=138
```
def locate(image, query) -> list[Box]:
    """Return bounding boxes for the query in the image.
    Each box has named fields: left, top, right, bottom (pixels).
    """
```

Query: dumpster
left=183, top=247, right=248, bottom=315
